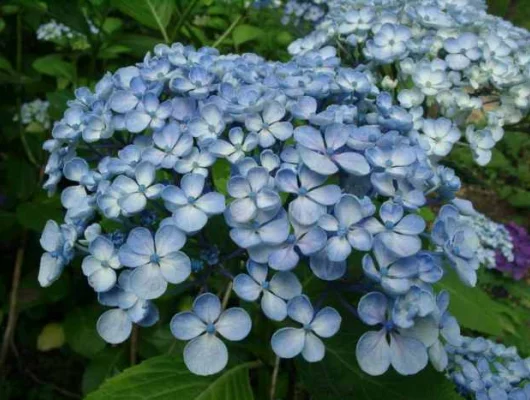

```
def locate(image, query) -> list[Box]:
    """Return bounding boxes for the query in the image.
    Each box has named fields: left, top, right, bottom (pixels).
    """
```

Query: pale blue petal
left=302, top=332, right=325, bottom=362
left=196, top=192, right=226, bottom=215
left=170, top=311, right=206, bottom=340
left=193, top=293, right=221, bottom=324
left=390, top=333, right=428, bottom=375
left=271, top=327, right=305, bottom=358
left=261, top=291, right=288, bottom=321
left=184, top=334, right=228, bottom=376
left=289, top=196, right=325, bottom=226
left=155, top=225, right=186, bottom=256
left=269, top=245, right=299, bottom=271
left=347, top=228, right=373, bottom=251
left=333, top=152, right=370, bottom=176
left=159, top=251, right=191, bottom=284
left=126, top=111, right=151, bottom=133
left=233, top=274, right=262, bottom=301
left=88, top=268, right=117, bottom=292
left=309, top=250, right=347, bottom=281
left=173, top=205, right=208, bottom=233
left=311, top=307, right=341, bottom=338
left=97, top=309, right=132, bottom=344
left=269, top=271, right=302, bottom=300
left=90, top=236, right=115, bottom=261
left=124, top=227, right=155, bottom=256
left=297, top=227, right=327, bottom=256
left=130, top=263, right=167, bottom=299
left=358, top=292, right=387, bottom=326
left=326, top=236, right=352, bottom=262
left=429, top=339, right=448, bottom=372
left=216, top=308, right=252, bottom=341
left=356, top=330, right=391, bottom=376
left=394, top=214, right=426, bottom=235
left=38, top=253, right=64, bottom=287
left=119, top=192, right=146, bottom=214
left=181, top=173, right=205, bottom=199
left=287, top=295, right=314, bottom=325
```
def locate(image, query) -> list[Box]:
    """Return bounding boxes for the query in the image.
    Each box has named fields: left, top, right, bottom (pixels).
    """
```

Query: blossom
left=38, top=221, right=77, bottom=287
left=82, top=236, right=121, bottom=292
left=245, top=101, right=293, bottom=147
left=141, top=121, right=193, bottom=168
left=271, top=295, right=341, bottom=362
left=118, top=226, right=191, bottom=299
left=170, top=293, right=251, bottom=375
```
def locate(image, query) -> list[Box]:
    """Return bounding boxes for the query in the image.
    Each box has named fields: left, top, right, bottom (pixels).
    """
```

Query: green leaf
left=4, top=157, right=37, bottom=200
left=113, top=34, right=161, bottom=57
left=212, top=158, right=231, bottom=195
left=16, top=198, right=63, bottom=232
left=111, top=0, right=175, bottom=30
left=98, top=45, right=132, bottom=59
left=82, top=348, right=128, bottom=395
left=37, top=323, right=65, bottom=351
left=507, top=188, right=530, bottom=208
left=63, top=308, right=106, bottom=358
left=436, top=270, right=516, bottom=336
left=86, top=355, right=257, bottom=400
left=298, top=316, right=461, bottom=399
left=0, top=211, right=17, bottom=234
left=33, top=55, right=75, bottom=81
left=0, top=55, right=13, bottom=73
left=232, top=25, right=264, bottom=46
left=102, top=17, right=123, bottom=35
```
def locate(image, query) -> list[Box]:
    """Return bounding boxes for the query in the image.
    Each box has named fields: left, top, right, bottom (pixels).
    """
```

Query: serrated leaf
left=37, top=323, right=65, bottom=351
left=33, top=55, right=75, bottom=81
left=85, top=355, right=257, bottom=400
left=82, top=348, right=128, bottom=395
left=111, top=0, right=174, bottom=30
left=232, top=25, right=264, bottom=46
left=297, top=316, right=461, bottom=399
left=63, top=308, right=106, bottom=358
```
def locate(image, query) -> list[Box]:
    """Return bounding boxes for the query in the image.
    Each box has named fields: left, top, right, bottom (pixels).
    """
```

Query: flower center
left=150, top=254, right=161, bottom=264
left=206, top=323, right=216, bottom=334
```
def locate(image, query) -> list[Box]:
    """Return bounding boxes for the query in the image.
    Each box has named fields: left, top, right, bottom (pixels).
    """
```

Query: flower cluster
left=459, top=211, right=514, bottom=270
left=36, top=19, right=98, bottom=50
left=14, top=99, right=51, bottom=130
left=496, top=222, right=530, bottom=280
left=446, top=336, right=530, bottom=399
left=287, top=0, right=530, bottom=165
left=281, top=0, right=328, bottom=26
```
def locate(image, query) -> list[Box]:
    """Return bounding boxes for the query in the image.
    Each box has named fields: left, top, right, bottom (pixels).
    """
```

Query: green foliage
left=63, top=307, right=106, bottom=358
left=85, top=356, right=258, bottom=400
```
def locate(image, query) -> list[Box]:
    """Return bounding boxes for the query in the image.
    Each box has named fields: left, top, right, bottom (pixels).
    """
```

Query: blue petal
left=356, top=329, right=391, bottom=376
left=215, top=308, right=252, bottom=341
left=358, top=292, right=388, bottom=326
left=269, top=271, right=302, bottom=300
left=309, top=250, right=347, bottom=281
left=233, top=274, right=262, bottom=301
left=155, top=225, right=186, bottom=256
left=126, top=111, right=151, bottom=133
left=38, top=253, right=64, bottom=287
left=193, top=293, right=221, bottom=324
left=261, top=291, right=288, bottom=321
left=170, top=311, right=206, bottom=340
left=271, top=327, right=305, bottom=358
left=310, top=307, right=341, bottom=338
left=184, top=334, right=228, bottom=376
left=287, top=295, right=314, bottom=325
left=96, top=309, right=132, bottom=344
left=302, top=332, right=325, bottom=362
left=159, top=251, right=191, bottom=284
left=389, top=333, right=428, bottom=375
left=130, top=264, right=167, bottom=299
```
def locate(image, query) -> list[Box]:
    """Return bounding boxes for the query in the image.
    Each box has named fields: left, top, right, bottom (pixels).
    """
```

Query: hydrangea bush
left=36, top=0, right=530, bottom=398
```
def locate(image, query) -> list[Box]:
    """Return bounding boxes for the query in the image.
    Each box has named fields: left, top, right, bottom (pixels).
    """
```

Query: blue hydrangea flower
left=209, top=127, right=258, bottom=164
left=421, top=118, right=461, bottom=157
left=82, top=236, right=121, bottom=292
left=141, top=121, right=193, bottom=168
left=363, top=201, right=425, bottom=258
left=227, top=166, right=281, bottom=223
left=245, top=101, right=293, bottom=147
left=125, top=93, right=172, bottom=133
left=118, top=226, right=190, bottom=299
left=170, top=293, right=251, bottom=375
left=444, top=33, right=481, bottom=71
left=63, top=157, right=99, bottom=190
left=233, top=261, right=302, bottom=321
left=271, top=295, right=341, bottom=362
left=174, top=147, right=215, bottom=177
left=294, top=124, right=370, bottom=176
left=318, top=194, right=374, bottom=262
left=162, top=173, right=226, bottom=233
left=38, top=221, right=77, bottom=287
left=276, top=166, right=342, bottom=226
left=356, top=292, right=428, bottom=376
left=365, top=23, right=411, bottom=63
left=112, top=161, right=164, bottom=214
left=169, top=66, right=215, bottom=99
left=188, top=104, right=226, bottom=146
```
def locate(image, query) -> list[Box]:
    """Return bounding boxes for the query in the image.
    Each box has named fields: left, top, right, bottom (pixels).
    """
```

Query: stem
left=0, top=232, right=27, bottom=373
left=170, top=0, right=200, bottom=41
left=212, top=13, right=245, bottom=49
left=269, top=356, right=280, bottom=400
left=130, top=325, right=138, bottom=366
left=338, top=296, right=359, bottom=318
left=221, top=281, right=233, bottom=310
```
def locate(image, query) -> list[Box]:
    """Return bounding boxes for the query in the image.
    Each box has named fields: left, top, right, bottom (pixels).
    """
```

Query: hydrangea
left=14, top=99, right=51, bottom=129
left=495, top=222, right=530, bottom=280
left=35, top=6, right=530, bottom=385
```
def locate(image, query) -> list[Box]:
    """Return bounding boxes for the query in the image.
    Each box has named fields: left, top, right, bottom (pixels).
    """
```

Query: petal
left=193, top=293, right=221, bottom=324
left=287, top=295, right=314, bottom=325
left=233, top=274, right=262, bottom=301
left=259, top=217, right=290, bottom=245
left=118, top=244, right=150, bottom=267
left=229, top=198, right=258, bottom=223
left=173, top=205, right=208, bottom=233
left=125, top=227, right=155, bottom=256
left=269, top=271, right=302, bottom=300
left=311, top=307, right=342, bottom=338
left=247, top=167, right=270, bottom=192
left=268, top=245, right=299, bottom=271
left=159, top=251, right=191, bottom=284
left=302, top=332, right=325, bottom=362
left=347, top=228, right=373, bottom=251
left=428, top=339, right=448, bottom=372
left=96, top=309, right=132, bottom=344
left=130, top=264, right=168, bottom=299
left=309, top=251, right=347, bottom=281
left=155, top=225, right=186, bottom=256
left=261, top=291, right=288, bottom=321
left=110, top=90, right=139, bottom=113
left=216, top=308, right=252, bottom=341
left=390, top=333, right=428, bottom=375
left=181, top=173, right=205, bottom=199
left=335, top=195, right=364, bottom=227
left=307, top=185, right=342, bottom=206
left=294, top=126, right=325, bottom=152
left=333, top=152, right=370, bottom=176
left=394, top=214, right=426, bottom=235
left=170, top=311, right=206, bottom=340
left=89, top=236, right=115, bottom=261
left=228, top=176, right=251, bottom=198
left=38, top=253, right=64, bottom=287
left=40, top=221, right=61, bottom=252
left=88, top=268, right=117, bottom=292
left=298, top=147, right=338, bottom=175
left=196, top=192, right=226, bottom=215
left=256, top=189, right=281, bottom=211
left=380, top=202, right=404, bottom=225
left=135, top=161, right=155, bottom=186
left=358, top=292, right=387, bottom=325
left=379, top=232, right=421, bottom=258
left=326, top=236, right=352, bottom=262
left=297, top=227, right=327, bottom=255
left=289, top=196, right=325, bottom=226
left=270, top=122, right=293, bottom=140
left=356, top=330, right=391, bottom=376
left=271, top=327, right=305, bottom=358
left=184, top=334, right=228, bottom=376
left=275, top=168, right=299, bottom=193
left=126, top=111, right=151, bottom=133
left=119, top=192, right=146, bottom=214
